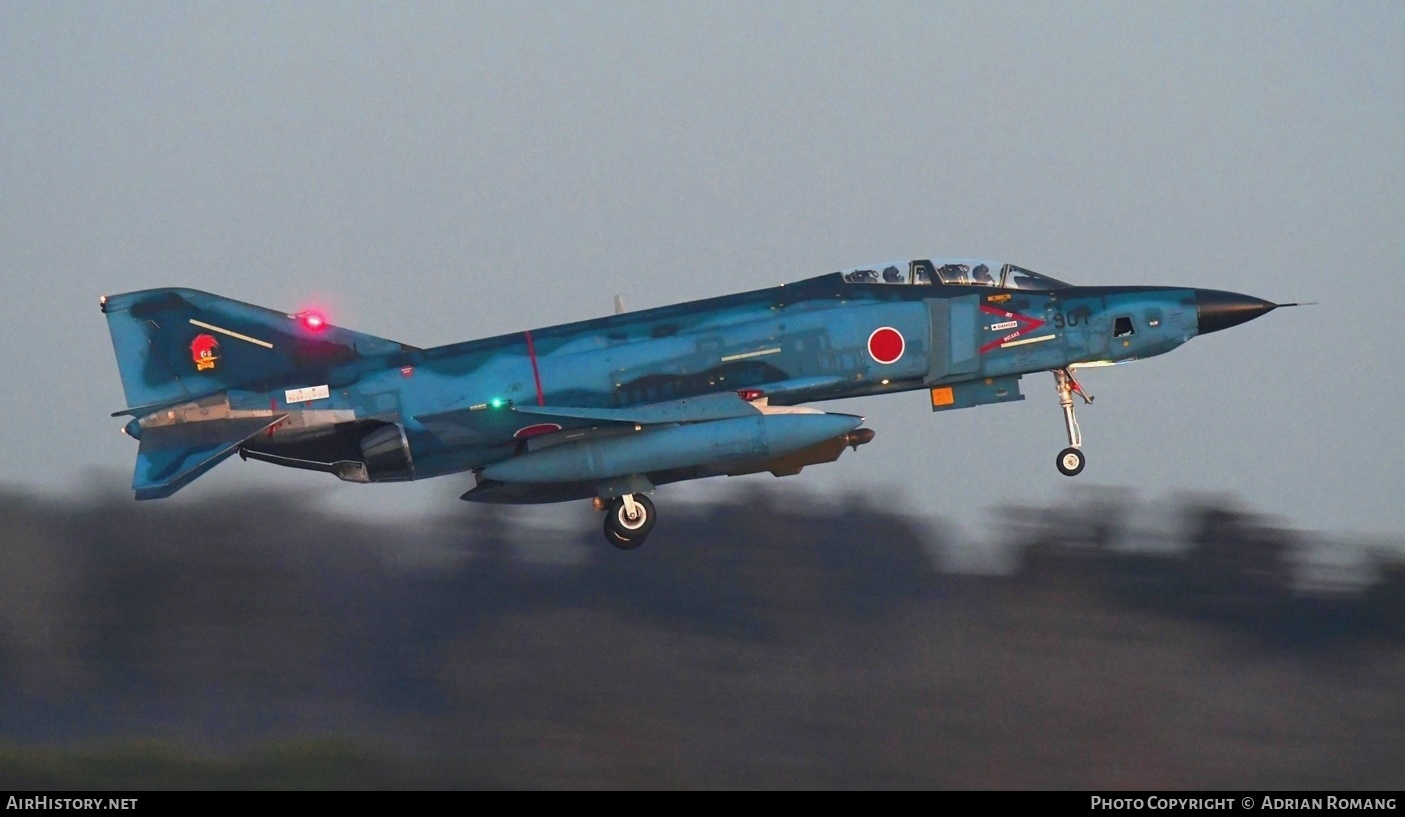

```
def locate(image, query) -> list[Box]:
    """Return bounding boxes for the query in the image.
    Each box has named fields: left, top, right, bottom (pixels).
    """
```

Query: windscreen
left=838, top=259, right=1071, bottom=289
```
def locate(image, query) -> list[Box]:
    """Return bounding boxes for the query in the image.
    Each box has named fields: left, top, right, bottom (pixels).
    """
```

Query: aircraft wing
left=420, top=378, right=847, bottom=448
left=513, top=391, right=759, bottom=425
left=512, top=375, right=849, bottom=425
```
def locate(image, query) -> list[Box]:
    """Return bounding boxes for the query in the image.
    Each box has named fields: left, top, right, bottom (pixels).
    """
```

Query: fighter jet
left=101, top=258, right=1291, bottom=548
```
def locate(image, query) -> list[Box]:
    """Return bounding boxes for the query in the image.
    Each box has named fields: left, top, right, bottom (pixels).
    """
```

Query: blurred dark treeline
left=1, top=485, right=1403, bottom=789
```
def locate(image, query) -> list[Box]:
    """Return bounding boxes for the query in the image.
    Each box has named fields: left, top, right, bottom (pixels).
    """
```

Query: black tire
left=605, top=494, right=655, bottom=544
left=1056, top=447, right=1085, bottom=476
left=604, top=522, right=646, bottom=550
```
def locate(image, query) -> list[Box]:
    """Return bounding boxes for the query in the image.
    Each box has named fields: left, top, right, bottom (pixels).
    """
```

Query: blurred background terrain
left=1, top=482, right=1402, bottom=789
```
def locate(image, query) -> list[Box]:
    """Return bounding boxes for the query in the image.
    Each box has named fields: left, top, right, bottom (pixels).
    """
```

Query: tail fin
left=101, top=288, right=415, bottom=413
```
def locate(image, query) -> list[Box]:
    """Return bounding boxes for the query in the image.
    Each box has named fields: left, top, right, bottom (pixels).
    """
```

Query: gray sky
left=2, top=2, right=1402, bottom=537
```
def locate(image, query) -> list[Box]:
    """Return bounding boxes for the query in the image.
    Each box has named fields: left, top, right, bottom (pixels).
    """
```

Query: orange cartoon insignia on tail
left=190, top=333, right=220, bottom=371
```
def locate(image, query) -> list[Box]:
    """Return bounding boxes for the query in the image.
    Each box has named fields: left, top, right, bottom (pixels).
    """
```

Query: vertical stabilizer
left=101, top=288, right=415, bottom=412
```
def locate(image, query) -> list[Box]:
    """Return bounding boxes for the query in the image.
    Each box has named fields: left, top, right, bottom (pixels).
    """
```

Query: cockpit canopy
left=838, top=259, right=1070, bottom=290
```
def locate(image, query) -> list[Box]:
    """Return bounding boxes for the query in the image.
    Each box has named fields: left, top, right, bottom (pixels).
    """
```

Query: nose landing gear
left=599, top=492, right=655, bottom=549
left=1053, top=368, right=1093, bottom=476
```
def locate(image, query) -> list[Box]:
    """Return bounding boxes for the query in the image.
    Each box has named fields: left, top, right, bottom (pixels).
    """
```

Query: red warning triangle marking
left=978, top=305, right=1046, bottom=354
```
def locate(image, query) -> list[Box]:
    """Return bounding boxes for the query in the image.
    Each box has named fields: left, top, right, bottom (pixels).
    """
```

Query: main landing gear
left=1053, top=368, right=1093, bottom=477
left=598, top=493, right=656, bottom=549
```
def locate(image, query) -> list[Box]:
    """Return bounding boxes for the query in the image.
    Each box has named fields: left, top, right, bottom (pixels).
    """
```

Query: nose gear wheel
left=1057, top=447, right=1085, bottom=476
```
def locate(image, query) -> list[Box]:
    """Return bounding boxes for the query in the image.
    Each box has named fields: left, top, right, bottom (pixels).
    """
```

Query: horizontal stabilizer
left=133, top=415, right=286, bottom=500
left=111, top=398, right=188, bottom=418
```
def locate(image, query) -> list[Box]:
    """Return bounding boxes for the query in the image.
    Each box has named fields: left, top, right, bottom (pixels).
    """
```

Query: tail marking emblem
left=190, top=334, right=220, bottom=371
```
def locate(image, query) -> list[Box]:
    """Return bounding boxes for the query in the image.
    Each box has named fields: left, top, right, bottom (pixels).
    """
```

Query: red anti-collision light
left=299, top=311, right=328, bottom=332
left=737, top=389, right=765, bottom=402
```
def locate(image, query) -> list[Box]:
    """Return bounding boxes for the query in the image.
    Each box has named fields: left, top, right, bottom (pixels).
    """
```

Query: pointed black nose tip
left=1194, top=289, right=1278, bottom=335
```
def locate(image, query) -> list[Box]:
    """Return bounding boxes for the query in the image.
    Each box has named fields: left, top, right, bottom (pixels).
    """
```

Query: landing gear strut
left=1053, top=368, right=1093, bottom=477
left=601, top=493, right=655, bottom=549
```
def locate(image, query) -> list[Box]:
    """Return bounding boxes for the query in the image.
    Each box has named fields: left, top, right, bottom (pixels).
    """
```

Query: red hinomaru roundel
left=190, top=334, right=220, bottom=371
left=867, top=327, right=905, bottom=365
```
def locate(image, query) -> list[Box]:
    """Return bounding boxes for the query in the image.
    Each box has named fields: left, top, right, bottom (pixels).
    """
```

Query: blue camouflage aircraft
left=102, top=258, right=1291, bottom=547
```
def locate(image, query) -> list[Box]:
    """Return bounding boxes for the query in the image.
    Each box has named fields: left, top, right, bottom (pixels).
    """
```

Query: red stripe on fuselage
left=524, top=330, right=545, bottom=406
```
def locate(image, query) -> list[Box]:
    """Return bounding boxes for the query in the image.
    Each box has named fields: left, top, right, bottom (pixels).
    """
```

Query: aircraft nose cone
left=1194, top=289, right=1278, bottom=335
